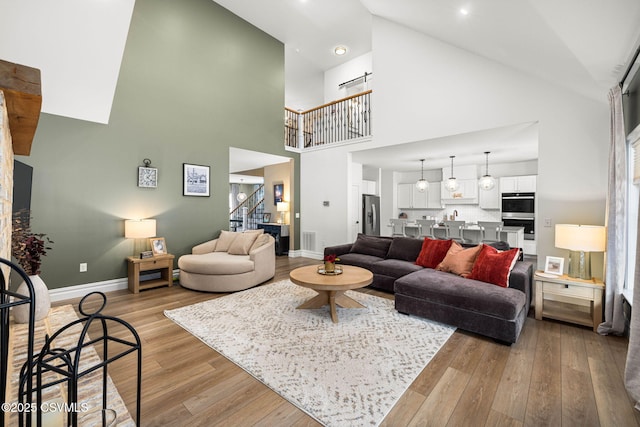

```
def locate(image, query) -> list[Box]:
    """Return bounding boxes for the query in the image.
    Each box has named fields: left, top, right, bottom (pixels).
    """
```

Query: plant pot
left=13, top=274, right=51, bottom=323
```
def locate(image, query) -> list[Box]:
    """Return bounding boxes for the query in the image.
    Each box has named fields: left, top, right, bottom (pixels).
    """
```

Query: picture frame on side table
left=149, top=237, right=167, bottom=256
left=262, top=213, right=271, bottom=223
left=544, top=256, right=564, bottom=276
left=183, top=163, right=210, bottom=196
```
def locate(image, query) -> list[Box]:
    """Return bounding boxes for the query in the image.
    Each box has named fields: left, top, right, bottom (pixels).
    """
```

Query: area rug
left=165, top=280, right=456, bottom=426
left=7, top=305, right=136, bottom=426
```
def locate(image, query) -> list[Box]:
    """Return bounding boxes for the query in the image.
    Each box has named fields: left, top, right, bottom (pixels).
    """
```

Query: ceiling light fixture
left=415, top=159, right=429, bottom=192
left=445, top=155, right=460, bottom=192
left=479, top=151, right=496, bottom=191
left=334, top=45, right=348, bottom=56
left=459, top=8, right=469, bottom=15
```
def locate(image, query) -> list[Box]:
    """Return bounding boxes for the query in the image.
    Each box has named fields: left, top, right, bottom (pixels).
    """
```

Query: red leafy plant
left=11, top=209, right=54, bottom=276
left=324, top=254, right=340, bottom=263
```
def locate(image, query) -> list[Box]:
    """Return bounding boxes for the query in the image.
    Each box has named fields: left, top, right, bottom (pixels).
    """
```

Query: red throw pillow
left=415, top=238, right=453, bottom=268
left=468, top=244, right=520, bottom=287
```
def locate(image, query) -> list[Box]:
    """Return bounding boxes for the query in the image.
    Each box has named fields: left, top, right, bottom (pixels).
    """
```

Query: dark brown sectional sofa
left=324, top=234, right=533, bottom=344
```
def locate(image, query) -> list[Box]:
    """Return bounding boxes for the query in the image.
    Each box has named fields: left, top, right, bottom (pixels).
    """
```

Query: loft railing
left=285, top=90, right=372, bottom=149
left=230, top=184, right=265, bottom=231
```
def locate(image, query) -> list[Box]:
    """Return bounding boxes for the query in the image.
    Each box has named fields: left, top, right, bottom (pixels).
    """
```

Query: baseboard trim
left=49, top=269, right=180, bottom=303
left=300, top=250, right=323, bottom=260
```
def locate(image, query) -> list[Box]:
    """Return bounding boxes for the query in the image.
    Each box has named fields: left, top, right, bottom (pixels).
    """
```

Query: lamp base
left=568, top=250, right=591, bottom=280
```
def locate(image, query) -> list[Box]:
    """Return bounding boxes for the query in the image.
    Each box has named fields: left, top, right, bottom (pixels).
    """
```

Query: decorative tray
left=317, top=266, right=343, bottom=275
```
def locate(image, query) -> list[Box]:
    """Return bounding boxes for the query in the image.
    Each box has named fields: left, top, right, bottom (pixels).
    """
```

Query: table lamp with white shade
left=277, top=202, right=289, bottom=224
left=555, top=224, right=606, bottom=280
left=125, top=219, right=156, bottom=257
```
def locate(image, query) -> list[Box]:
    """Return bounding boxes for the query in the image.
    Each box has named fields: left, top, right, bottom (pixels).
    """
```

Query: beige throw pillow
left=215, top=230, right=239, bottom=252
left=249, top=234, right=271, bottom=253
left=228, top=232, right=260, bottom=255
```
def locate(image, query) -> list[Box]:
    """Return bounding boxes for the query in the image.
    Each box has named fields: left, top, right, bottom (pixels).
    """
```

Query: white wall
left=324, top=52, right=373, bottom=103
left=301, top=17, right=609, bottom=278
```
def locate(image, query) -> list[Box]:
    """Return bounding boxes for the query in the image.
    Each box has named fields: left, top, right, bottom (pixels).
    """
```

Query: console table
left=257, top=223, right=289, bottom=256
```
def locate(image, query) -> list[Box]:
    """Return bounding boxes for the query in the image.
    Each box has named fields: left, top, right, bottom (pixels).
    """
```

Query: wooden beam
left=0, top=59, right=42, bottom=156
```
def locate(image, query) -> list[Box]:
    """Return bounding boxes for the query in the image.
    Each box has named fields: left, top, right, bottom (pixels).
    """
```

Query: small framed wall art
left=183, top=163, right=210, bottom=197
left=262, top=213, right=271, bottom=223
left=274, top=183, right=283, bottom=205
left=138, top=159, right=158, bottom=188
left=149, top=237, right=167, bottom=256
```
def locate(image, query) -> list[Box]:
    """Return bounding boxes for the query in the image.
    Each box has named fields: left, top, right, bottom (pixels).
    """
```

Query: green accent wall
left=17, top=0, right=295, bottom=289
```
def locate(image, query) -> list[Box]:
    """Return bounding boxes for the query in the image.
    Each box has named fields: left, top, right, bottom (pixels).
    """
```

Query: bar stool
left=478, top=221, right=504, bottom=243
left=389, top=219, right=407, bottom=236
left=416, top=219, right=436, bottom=238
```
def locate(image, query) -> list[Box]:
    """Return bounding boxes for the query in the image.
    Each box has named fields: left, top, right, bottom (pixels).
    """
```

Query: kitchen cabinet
left=479, top=184, right=500, bottom=209
left=500, top=175, right=536, bottom=193
left=426, top=183, right=442, bottom=208
left=398, top=183, right=439, bottom=209
left=362, top=180, right=377, bottom=195
left=441, top=179, right=478, bottom=204
left=397, top=183, right=413, bottom=209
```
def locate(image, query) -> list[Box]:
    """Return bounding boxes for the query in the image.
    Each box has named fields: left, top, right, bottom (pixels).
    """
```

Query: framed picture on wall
left=274, top=183, right=283, bottom=205
left=183, top=163, right=210, bottom=196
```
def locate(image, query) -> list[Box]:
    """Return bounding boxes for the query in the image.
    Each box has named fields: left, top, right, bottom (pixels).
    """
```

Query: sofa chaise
left=324, top=234, right=533, bottom=344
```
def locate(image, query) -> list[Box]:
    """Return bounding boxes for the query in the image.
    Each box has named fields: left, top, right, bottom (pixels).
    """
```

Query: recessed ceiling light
left=460, top=8, right=469, bottom=15
left=334, top=45, right=348, bottom=56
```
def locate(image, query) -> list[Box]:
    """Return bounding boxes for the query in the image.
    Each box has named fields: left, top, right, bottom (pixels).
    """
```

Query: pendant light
left=415, top=159, right=428, bottom=192
left=444, top=155, right=459, bottom=192
left=236, top=179, right=247, bottom=203
left=479, top=151, right=496, bottom=191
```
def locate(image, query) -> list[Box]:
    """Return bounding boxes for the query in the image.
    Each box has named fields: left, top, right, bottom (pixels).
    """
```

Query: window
left=626, top=130, right=640, bottom=303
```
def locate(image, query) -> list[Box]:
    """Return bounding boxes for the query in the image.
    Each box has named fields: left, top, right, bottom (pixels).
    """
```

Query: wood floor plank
left=560, top=324, right=599, bottom=427
left=48, top=256, right=639, bottom=426
left=491, top=317, right=538, bottom=422
left=447, top=341, right=511, bottom=425
left=408, top=367, right=471, bottom=427
left=524, top=321, right=562, bottom=426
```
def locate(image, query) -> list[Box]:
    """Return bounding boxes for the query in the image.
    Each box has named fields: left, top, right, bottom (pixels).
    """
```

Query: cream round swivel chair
left=178, top=230, right=275, bottom=292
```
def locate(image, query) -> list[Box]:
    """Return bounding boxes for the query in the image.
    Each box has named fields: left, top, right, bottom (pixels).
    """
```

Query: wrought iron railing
left=285, top=90, right=372, bottom=149
left=230, top=185, right=265, bottom=231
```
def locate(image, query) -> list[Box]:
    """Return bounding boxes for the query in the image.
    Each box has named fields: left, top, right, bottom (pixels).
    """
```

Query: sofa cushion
left=369, top=259, right=424, bottom=279
left=228, top=232, right=260, bottom=255
left=350, top=234, right=393, bottom=259
left=387, top=237, right=423, bottom=262
left=215, top=230, right=239, bottom=252
left=468, top=245, right=519, bottom=287
left=415, top=238, right=452, bottom=268
left=395, top=269, right=526, bottom=320
left=338, top=253, right=384, bottom=270
left=436, top=242, right=482, bottom=277
left=178, top=252, right=254, bottom=275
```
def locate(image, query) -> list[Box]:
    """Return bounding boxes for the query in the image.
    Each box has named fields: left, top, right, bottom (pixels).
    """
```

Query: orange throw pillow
left=415, top=238, right=453, bottom=268
left=436, top=242, right=482, bottom=277
left=468, top=244, right=520, bottom=287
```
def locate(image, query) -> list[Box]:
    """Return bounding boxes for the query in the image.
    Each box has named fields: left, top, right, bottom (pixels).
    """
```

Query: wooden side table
left=127, top=254, right=175, bottom=293
left=534, top=271, right=604, bottom=331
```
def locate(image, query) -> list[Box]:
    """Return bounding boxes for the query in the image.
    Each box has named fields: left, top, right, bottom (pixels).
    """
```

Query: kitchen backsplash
left=399, top=204, right=502, bottom=223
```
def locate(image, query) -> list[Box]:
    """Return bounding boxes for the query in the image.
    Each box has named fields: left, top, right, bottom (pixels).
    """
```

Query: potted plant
left=11, top=209, right=54, bottom=322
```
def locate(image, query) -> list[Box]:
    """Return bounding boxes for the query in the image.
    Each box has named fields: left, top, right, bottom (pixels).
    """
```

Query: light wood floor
left=54, top=256, right=640, bottom=426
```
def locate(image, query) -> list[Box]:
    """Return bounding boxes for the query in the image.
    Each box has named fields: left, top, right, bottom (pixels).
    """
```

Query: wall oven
left=502, top=192, right=535, bottom=240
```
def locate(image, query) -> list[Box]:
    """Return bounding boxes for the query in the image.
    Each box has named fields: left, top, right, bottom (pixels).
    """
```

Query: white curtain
left=597, top=86, right=627, bottom=335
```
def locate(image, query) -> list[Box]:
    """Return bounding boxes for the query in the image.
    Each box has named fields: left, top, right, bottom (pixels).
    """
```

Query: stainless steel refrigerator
left=362, top=194, right=380, bottom=235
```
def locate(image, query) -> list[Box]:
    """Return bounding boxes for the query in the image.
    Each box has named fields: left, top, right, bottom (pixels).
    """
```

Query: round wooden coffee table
left=289, top=265, right=373, bottom=323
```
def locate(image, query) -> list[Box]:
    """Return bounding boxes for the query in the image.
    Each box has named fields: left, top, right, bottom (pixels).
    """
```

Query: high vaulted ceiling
left=1, top=0, right=639, bottom=125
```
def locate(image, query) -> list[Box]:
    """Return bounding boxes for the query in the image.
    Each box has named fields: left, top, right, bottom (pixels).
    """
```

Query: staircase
left=230, top=184, right=265, bottom=231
